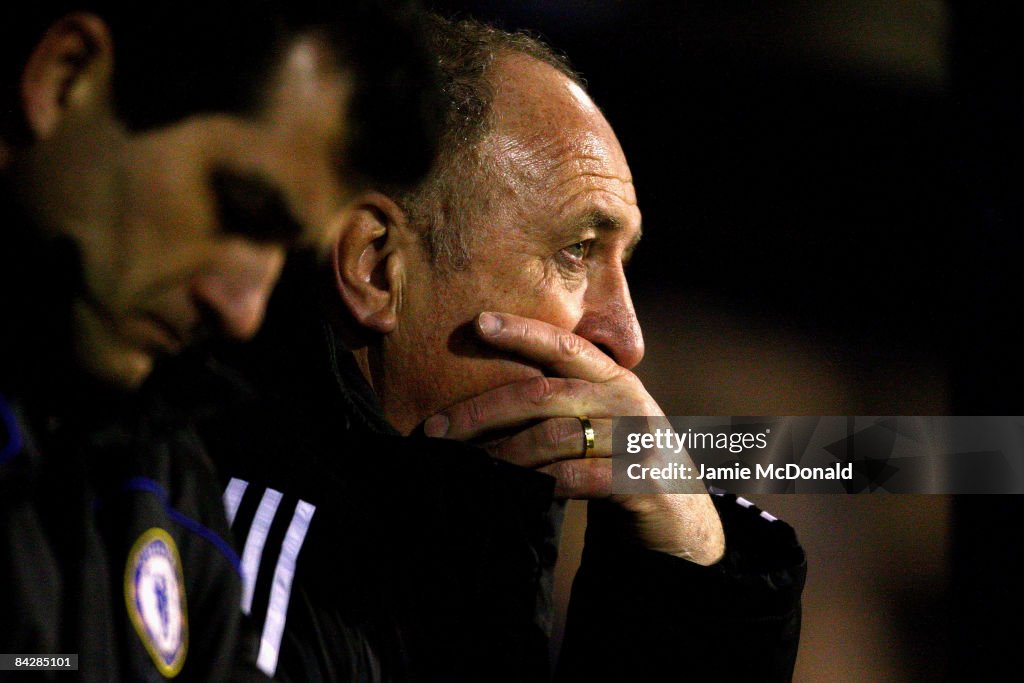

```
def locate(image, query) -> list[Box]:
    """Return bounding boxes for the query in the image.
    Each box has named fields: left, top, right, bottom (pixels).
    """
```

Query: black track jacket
left=203, top=266, right=807, bottom=682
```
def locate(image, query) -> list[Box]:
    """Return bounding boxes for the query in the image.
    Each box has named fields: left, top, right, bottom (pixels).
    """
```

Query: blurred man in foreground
left=0, top=2, right=437, bottom=680
left=211, top=15, right=805, bottom=682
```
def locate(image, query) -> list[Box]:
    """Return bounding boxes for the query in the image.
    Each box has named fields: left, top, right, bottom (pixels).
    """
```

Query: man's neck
left=351, top=345, right=430, bottom=436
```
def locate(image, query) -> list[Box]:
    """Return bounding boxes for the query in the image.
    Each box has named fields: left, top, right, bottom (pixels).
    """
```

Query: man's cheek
left=476, top=286, right=581, bottom=334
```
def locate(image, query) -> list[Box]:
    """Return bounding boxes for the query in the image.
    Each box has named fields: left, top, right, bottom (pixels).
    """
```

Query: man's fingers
left=425, top=375, right=636, bottom=440
left=476, top=312, right=622, bottom=383
left=539, top=457, right=612, bottom=499
left=485, top=417, right=613, bottom=468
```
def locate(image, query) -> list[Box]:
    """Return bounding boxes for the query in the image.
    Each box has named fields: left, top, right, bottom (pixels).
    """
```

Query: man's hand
left=423, top=312, right=725, bottom=566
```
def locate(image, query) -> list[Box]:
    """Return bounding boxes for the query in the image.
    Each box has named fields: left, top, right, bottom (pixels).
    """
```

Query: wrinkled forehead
left=485, top=128, right=631, bottom=195
left=483, top=53, right=633, bottom=199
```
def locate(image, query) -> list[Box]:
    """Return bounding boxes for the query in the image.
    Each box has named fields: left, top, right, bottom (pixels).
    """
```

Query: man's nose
left=574, top=268, right=645, bottom=369
left=191, top=242, right=286, bottom=341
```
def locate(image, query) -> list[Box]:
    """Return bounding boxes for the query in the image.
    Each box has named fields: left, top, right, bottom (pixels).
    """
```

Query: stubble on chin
left=72, top=301, right=153, bottom=390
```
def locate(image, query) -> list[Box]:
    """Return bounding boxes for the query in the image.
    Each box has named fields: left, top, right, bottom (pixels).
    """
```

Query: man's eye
left=562, top=241, right=590, bottom=261
left=211, top=169, right=304, bottom=246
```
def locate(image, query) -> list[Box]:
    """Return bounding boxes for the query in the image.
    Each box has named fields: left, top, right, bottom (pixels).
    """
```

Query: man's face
left=18, top=34, right=352, bottom=388
left=377, top=54, right=644, bottom=435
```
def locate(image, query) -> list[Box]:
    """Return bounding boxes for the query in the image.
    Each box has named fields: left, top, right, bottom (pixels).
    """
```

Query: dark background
left=426, top=2, right=1023, bottom=680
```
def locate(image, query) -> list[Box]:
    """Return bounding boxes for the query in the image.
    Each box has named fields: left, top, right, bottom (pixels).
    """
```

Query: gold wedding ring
left=578, top=416, right=596, bottom=457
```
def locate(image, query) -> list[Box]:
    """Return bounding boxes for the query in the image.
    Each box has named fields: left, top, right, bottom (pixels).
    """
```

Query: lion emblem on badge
left=125, top=528, right=189, bottom=677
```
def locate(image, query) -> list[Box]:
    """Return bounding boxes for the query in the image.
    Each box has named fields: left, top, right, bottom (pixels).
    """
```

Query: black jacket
left=0, top=194, right=265, bottom=682
left=203, top=264, right=806, bottom=682
left=0, top=386, right=264, bottom=683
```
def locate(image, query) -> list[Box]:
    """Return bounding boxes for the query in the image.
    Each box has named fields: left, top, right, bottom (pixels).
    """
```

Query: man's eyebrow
left=577, top=210, right=621, bottom=233
left=211, top=168, right=305, bottom=246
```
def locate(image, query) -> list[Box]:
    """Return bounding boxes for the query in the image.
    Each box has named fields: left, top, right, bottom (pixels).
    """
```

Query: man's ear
left=20, top=13, right=114, bottom=140
left=332, top=192, right=410, bottom=334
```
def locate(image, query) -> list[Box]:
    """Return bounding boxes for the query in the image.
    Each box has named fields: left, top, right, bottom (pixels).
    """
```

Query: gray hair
left=399, top=15, right=582, bottom=270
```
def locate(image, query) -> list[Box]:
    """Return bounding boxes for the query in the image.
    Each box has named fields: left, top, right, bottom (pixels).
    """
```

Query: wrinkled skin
left=370, top=53, right=644, bottom=434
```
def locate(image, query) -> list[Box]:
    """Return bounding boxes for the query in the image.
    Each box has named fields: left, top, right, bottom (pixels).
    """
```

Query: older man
left=211, top=15, right=804, bottom=682
left=0, top=2, right=437, bottom=680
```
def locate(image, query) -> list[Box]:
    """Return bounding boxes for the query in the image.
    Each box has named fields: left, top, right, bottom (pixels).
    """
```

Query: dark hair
left=1, top=1, right=439, bottom=189
left=399, top=14, right=580, bottom=268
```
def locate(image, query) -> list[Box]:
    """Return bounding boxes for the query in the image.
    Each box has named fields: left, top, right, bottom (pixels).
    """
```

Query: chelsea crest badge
left=125, top=528, right=189, bottom=677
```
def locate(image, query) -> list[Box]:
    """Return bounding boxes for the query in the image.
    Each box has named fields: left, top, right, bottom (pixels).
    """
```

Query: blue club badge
left=125, top=528, right=188, bottom=677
